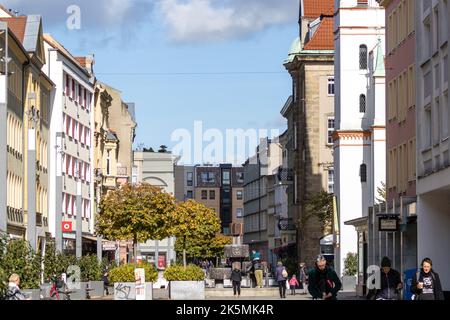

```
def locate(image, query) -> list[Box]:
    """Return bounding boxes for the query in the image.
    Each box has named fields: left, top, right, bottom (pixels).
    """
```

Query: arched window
left=359, top=45, right=368, bottom=69
left=359, top=94, right=366, bottom=113
left=360, top=164, right=367, bottom=182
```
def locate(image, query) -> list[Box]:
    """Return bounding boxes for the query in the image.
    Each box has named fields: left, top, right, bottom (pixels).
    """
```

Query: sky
left=3, top=0, right=298, bottom=165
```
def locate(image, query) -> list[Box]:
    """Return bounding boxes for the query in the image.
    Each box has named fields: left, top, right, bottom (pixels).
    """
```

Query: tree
left=376, top=181, right=387, bottom=204
left=174, top=234, right=231, bottom=260
left=344, top=252, right=358, bottom=276
left=170, top=200, right=221, bottom=267
left=300, top=191, right=334, bottom=233
left=96, top=183, right=176, bottom=266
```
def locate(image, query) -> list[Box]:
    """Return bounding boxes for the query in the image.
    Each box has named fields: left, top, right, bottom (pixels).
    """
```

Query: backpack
left=282, top=268, right=288, bottom=278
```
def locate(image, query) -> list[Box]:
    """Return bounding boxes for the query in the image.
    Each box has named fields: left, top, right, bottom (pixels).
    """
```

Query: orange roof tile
left=0, top=16, right=27, bottom=42
left=303, top=0, right=334, bottom=18
left=75, top=57, right=87, bottom=67
left=304, top=17, right=334, bottom=50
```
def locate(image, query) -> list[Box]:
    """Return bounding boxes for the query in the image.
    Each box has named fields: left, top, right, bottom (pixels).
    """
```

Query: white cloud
left=157, top=0, right=298, bottom=43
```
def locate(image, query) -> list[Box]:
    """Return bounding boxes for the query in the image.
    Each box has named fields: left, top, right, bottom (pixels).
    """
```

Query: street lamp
left=26, top=102, right=39, bottom=251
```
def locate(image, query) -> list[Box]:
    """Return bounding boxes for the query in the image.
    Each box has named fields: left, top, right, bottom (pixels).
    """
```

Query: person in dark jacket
left=411, top=257, right=444, bottom=300
left=366, top=256, right=403, bottom=300
left=308, top=255, right=342, bottom=300
left=230, top=266, right=242, bottom=297
left=275, top=261, right=288, bottom=298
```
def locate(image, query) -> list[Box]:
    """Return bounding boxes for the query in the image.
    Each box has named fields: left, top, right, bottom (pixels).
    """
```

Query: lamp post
left=55, top=132, right=64, bottom=252
left=76, top=158, right=82, bottom=258
left=27, top=104, right=39, bottom=251
left=0, top=22, right=9, bottom=234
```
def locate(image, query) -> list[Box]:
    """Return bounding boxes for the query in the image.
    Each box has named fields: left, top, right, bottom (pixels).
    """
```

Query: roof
left=303, top=16, right=334, bottom=50
left=126, top=102, right=136, bottom=122
left=106, top=131, right=118, bottom=141
left=22, top=15, right=41, bottom=52
left=373, top=38, right=385, bottom=77
left=43, top=34, right=91, bottom=77
left=0, top=16, right=26, bottom=42
left=75, top=57, right=86, bottom=67
left=302, top=0, right=334, bottom=18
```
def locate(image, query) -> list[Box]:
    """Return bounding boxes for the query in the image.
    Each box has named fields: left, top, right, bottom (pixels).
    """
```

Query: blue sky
left=4, top=0, right=298, bottom=164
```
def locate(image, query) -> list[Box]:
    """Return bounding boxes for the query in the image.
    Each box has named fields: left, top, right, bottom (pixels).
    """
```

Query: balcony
left=277, top=168, right=293, bottom=183
left=7, top=206, right=24, bottom=224
left=277, top=217, right=296, bottom=231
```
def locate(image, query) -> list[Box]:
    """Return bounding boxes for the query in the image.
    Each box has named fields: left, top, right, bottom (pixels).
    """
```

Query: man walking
left=254, top=260, right=263, bottom=288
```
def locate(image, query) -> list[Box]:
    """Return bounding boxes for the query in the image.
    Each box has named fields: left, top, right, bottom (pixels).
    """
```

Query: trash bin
left=403, top=269, right=417, bottom=300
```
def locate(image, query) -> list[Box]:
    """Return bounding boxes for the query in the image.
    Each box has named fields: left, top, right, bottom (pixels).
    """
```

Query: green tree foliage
left=109, top=263, right=157, bottom=283
left=344, top=252, right=358, bottom=276
left=77, top=254, right=102, bottom=281
left=174, top=234, right=231, bottom=260
left=0, top=235, right=41, bottom=290
left=300, top=191, right=333, bottom=233
left=163, top=264, right=205, bottom=281
left=170, top=200, right=221, bottom=266
left=376, top=181, right=387, bottom=204
left=43, top=242, right=77, bottom=282
left=96, top=183, right=176, bottom=264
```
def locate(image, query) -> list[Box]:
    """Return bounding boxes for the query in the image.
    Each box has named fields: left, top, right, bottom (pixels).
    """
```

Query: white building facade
left=43, top=35, right=96, bottom=254
left=134, top=151, right=179, bottom=268
left=415, top=0, right=450, bottom=293
left=333, top=0, right=386, bottom=275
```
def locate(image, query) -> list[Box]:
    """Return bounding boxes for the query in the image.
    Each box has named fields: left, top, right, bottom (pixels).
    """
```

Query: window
left=186, top=190, right=193, bottom=199
left=187, top=172, right=193, bottom=186
left=65, top=74, right=70, bottom=96
left=78, top=84, right=82, bottom=104
left=360, top=164, right=367, bottom=182
left=106, top=150, right=110, bottom=175
left=327, top=117, right=335, bottom=145
left=294, top=123, right=298, bottom=150
left=236, top=208, right=243, bottom=218
left=201, top=172, right=215, bottom=183
left=71, top=79, right=76, bottom=100
left=209, top=190, right=215, bottom=200
left=201, top=190, right=208, bottom=200
left=424, top=105, right=432, bottom=148
left=236, top=190, right=243, bottom=200
left=327, top=77, right=335, bottom=96
left=359, top=94, right=366, bottom=113
left=236, top=172, right=244, bottom=183
left=222, top=171, right=230, bottom=185
left=359, top=45, right=368, bottom=69
left=79, top=124, right=83, bottom=144
left=328, top=168, right=334, bottom=194
left=293, top=79, right=297, bottom=102
left=443, top=93, right=449, bottom=139
left=83, top=89, right=87, bottom=108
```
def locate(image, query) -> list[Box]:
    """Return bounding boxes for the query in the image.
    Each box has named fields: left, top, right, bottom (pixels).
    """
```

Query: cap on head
left=381, top=256, right=391, bottom=268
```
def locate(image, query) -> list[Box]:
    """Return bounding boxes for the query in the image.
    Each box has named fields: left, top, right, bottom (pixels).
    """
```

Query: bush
left=43, top=243, right=77, bottom=282
left=77, top=254, right=102, bottom=281
left=344, top=252, right=358, bottom=276
left=0, top=236, right=41, bottom=290
left=163, top=264, right=205, bottom=281
left=109, top=263, right=157, bottom=283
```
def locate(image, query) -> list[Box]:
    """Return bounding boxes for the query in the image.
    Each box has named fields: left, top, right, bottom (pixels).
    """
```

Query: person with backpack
left=230, top=265, right=243, bottom=297
left=5, top=274, right=28, bottom=300
left=275, top=261, right=288, bottom=298
left=308, top=255, right=342, bottom=300
left=411, top=257, right=444, bottom=300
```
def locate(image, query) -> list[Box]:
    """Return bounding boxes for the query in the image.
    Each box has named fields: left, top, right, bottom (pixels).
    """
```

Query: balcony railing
left=277, top=168, right=293, bottom=183
left=7, top=206, right=24, bottom=224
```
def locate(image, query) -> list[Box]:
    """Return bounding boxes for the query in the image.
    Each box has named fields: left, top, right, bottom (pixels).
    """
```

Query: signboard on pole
left=62, top=221, right=72, bottom=232
left=134, top=268, right=145, bottom=300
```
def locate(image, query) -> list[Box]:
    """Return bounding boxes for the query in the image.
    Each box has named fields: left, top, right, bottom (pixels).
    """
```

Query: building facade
left=333, top=0, right=386, bottom=276
left=415, top=0, right=450, bottom=294
left=43, top=34, right=97, bottom=256
left=134, top=150, right=179, bottom=268
left=282, top=0, right=335, bottom=266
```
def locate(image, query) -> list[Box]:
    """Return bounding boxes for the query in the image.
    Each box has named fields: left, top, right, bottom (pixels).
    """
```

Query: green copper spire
left=373, top=37, right=385, bottom=77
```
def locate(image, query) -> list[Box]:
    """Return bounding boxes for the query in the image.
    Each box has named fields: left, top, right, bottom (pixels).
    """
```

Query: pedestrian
left=308, top=255, right=342, bottom=300
left=299, top=262, right=308, bottom=294
left=366, top=256, right=402, bottom=300
left=275, top=261, right=288, bottom=298
left=411, top=257, right=444, bottom=300
left=254, top=260, right=263, bottom=288
left=5, top=274, right=28, bottom=300
left=230, top=266, right=242, bottom=297
left=289, top=275, right=300, bottom=295
left=102, top=269, right=110, bottom=295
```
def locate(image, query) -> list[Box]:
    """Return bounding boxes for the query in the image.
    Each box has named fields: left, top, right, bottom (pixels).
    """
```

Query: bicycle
left=49, top=277, right=71, bottom=300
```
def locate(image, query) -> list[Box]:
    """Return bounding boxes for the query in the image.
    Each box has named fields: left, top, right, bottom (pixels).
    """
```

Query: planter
left=69, top=282, right=88, bottom=300
left=23, top=288, right=41, bottom=300
left=342, top=275, right=357, bottom=291
left=40, top=283, right=52, bottom=299
left=88, top=281, right=105, bottom=297
left=113, top=282, right=153, bottom=300
left=169, top=281, right=205, bottom=300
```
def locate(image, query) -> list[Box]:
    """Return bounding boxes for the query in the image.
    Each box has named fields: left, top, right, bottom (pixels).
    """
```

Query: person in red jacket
left=289, top=275, right=300, bottom=296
